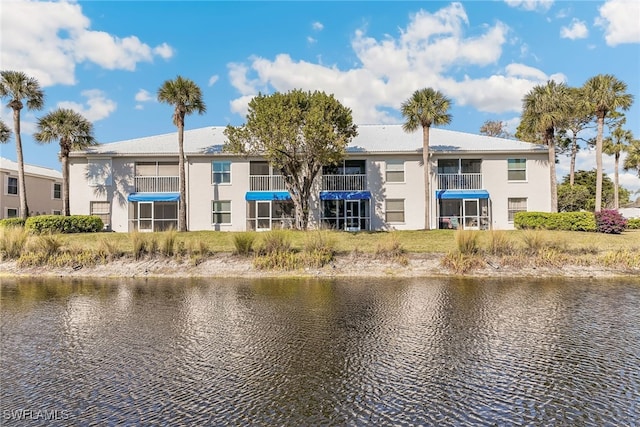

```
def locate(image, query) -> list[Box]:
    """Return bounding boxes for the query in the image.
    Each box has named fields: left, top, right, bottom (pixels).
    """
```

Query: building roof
left=0, top=157, right=63, bottom=180
left=72, top=124, right=548, bottom=157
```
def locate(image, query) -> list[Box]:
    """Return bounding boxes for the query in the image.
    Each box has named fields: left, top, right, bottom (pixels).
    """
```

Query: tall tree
left=558, top=87, right=593, bottom=186
left=224, top=89, right=357, bottom=230
left=400, top=88, right=452, bottom=230
left=603, top=121, right=632, bottom=209
left=623, top=138, right=640, bottom=178
left=479, top=120, right=511, bottom=138
left=519, top=81, right=571, bottom=213
left=0, top=119, right=11, bottom=143
left=34, top=108, right=96, bottom=216
left=582, top=74, right=634, bottom=212
left=0, top=71, right=45, bottom=219
left=157, top=76, right=206, bottom=232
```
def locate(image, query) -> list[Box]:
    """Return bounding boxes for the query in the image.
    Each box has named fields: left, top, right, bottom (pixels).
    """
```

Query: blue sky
left=1, top=0, right=639, bottom=193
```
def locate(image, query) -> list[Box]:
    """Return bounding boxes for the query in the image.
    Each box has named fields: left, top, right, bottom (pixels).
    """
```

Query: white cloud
left=0, top=0, right=174, bottom=86
left=227, top=3, right=561, bottom=123
left=134, top=89, right=153, bottom=102
left=307, top=36, right=317, bottom=44
left=504, top=0, right=554, bottom=12
left=312, top=21, right=324, bottom=31
left=208, top=75, right=219, bottom=87
left=595, top=0, right=640, bottom=46
left=57, top=90, right=116, bottom=122
left=560, top=19, right=589, bottom=40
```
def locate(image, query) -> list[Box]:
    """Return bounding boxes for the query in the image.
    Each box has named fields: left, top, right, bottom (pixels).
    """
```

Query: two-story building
left=0, top=157, right=63, bottom=219
left=68, top=125, right=551, bottom=232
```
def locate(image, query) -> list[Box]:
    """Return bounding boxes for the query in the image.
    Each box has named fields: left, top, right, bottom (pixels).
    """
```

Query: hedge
left=627, top=218, right=640, bottom=230
left=0, top=218, right=26, bottom=228
left=514, top=211, right=597, bottom=232
left=25, top=215, right=104, bottom=234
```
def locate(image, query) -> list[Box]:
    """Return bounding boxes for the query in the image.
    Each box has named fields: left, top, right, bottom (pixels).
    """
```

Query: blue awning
left=127, top=192, right=180, bottom=202
left=245, top=191, right=292, bottom=201
left=320, top=191, right=371, bottom=200
left=436, top=190, right=490, bottom=199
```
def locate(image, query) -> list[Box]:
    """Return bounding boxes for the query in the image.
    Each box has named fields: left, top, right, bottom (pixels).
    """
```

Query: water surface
left=1, top=277, right=639, bottom=425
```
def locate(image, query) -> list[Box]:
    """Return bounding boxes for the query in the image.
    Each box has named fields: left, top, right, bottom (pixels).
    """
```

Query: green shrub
left=514, top=211, right=596, bottom=232
left=627, top=218, right=640, bottom=229
left=233, top=232, right=257, bottom=256
left=25, top=215, right=103, bottom=234
left=0, top=218, right=26, bottom=228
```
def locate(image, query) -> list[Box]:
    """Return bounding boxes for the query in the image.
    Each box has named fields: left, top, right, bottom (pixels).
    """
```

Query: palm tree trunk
left=595, top=114, right=604, bottom=213
left=178, top=122, right=187, bottom=232
left=614, top=152, right=619, bottom=209
left=12, top=109, right=29, bottom=219
left=546, top=128, right=558, bottom=213
left=61, top=153, right=71, bottom=216
left=570, top=135, right=578, bottom=186
left=423, top=126, right=431, bottom=230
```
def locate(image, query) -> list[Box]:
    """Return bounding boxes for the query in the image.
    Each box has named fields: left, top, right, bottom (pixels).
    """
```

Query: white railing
left=249, top=175, right=287, bottom=191
left=322, top=174, right=366, bottom=191
left=135, top=176, right=179, bottom=193
left=437, top=173, right=482, bottom=190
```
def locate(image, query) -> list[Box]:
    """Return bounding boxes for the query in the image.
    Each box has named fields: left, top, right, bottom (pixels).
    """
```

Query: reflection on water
left=1, top=277, right=639, bottom=425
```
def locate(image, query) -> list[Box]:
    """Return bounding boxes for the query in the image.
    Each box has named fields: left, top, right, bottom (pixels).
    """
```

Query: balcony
left=135, top=176, right=179, bottom=193
left=250, top=175, right=287, bottom=191
left=437, top=173, right=482, bottom=190
left=322, top=174, right=366, bottom=191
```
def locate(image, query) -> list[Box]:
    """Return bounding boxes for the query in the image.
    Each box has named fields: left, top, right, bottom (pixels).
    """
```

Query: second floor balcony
left=322, top=174, right=366, bottom=191
left=135, top=176, right=179, bottom=193
left=437, top=173, right=483, bottom=190
left=250, top=175, right=287, bottom=191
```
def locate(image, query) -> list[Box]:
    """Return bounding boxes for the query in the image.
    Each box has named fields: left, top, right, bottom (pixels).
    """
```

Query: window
left=212, top=201, right=231, bottom=224
left=508, top=159, right=526, bottom=181
left=386, top=160, right=404, bottom=183
left=7, top=176, right=17, bottom=195
left=508, top=198, right=527, bottom=222
left=52, top=210, right=62, bottom=215
left=385, top=199, right=405, bottom=223
left=53, top=183, right=62, bottom=199
left=90, top=201, right=111, bottom=228
left=6, top=208, right=18, bottom=218
left=212, top=161, right=231, bottom=184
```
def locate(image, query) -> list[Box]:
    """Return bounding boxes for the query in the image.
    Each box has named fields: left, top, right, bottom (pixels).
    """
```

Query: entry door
left=463, top=199, right=479, bottom=230
left=345, top=200, right=360, bottom=231
left=256, top=201, right=271, bottom=231
left=138, top=202, right=153, bottom=232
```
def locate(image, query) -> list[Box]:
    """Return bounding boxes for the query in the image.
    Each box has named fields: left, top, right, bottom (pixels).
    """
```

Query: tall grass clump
left=455, top=229, right=480, bottom=255
left=0, top=226, right=28, bottom=259
left=441, top=251, right=485, bottom=274
left=97, top=237, right=124, bottom=261
left=233, top=232, right=257, bottom=256
left=257, top=230, right=292, bottom=255
left=375, top=232, right=408, bottom=265
left=159, top=228, right=177, bottom=256
left=130, top=231, right=148, bottom=260
left=303, top=231, right=336, bottom=268
left=486, top=230, right=513, bottom=256
left=35, top=233, right=64, bottom=257
left=521, top=229, right=547, bottom=255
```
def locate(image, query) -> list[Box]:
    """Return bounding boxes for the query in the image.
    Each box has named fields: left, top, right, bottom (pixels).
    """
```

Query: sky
left=1, top=0, right=639, bottom=194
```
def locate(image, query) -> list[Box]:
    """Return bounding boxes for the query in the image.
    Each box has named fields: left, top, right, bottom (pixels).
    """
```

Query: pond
left=1, top=277, right=639, bottom=425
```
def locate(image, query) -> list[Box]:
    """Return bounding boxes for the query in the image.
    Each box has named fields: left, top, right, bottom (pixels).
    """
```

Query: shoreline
left=2, top=253, right=638, bottom=280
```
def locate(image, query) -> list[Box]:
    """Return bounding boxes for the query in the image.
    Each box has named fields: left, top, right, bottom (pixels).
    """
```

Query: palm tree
left=562, top=87, right=593, bottom=187
left=520, top=81, right=571, bottom=213
left=401, top=88, right=452, bottom=230
left=582, top=74, right=634, bottom=212
left=0, top=71, right=45, bottom=219
left=623, top=138, right=640, bottom=178
left=34, top=108, right=96, bottom=216
left=157, top=76, right=206, bottom=232
left=603, top=122, right=632, bottom=209
left=0, top=119, right=11, bottom=143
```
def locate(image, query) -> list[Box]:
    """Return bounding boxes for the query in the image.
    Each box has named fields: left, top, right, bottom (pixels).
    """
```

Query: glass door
left=463, top=199, right=479, bottom=230
left=138, top=202, right=153, bottom=232
left=345, top=200, right=360, bottom=231
left=256, top=201, right=272, bottom=231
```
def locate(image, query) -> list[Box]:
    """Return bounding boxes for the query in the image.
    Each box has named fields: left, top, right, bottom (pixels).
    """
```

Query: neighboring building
left=0, top=157, right=63, bottom=219
left=68, top=125, right=551, bottom=232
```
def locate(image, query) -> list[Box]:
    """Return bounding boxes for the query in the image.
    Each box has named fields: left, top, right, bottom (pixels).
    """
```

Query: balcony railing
left=322, top=174, right=366, bottom=191
left=250, top=175, right=287, bottom=191
left=437, top=173, right=482, bottom=190
left=135, top=176, right=179, bottom=193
